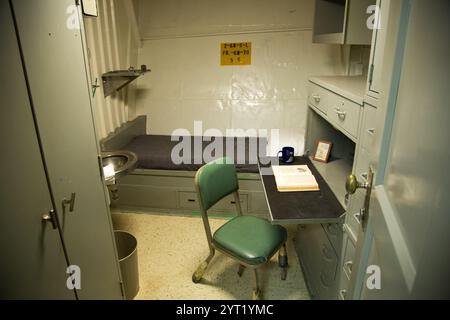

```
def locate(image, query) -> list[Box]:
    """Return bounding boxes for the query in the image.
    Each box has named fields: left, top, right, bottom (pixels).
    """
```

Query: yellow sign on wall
left=221, top=42, right=252, bottom=66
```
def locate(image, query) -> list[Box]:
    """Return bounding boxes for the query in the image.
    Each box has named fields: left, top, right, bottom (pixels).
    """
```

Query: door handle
left=42, top=210, right=58, bottom=230
left=62, top=193, right=76, bottom=212
left=345, top=174, right=369, bottom=195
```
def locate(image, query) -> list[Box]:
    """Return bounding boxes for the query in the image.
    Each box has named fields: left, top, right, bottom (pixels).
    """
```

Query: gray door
left=11, top=0, right=123, bottom=299
left=358, top=0, right=450, bottom=299
left=0, top=1, right=74, bottom=299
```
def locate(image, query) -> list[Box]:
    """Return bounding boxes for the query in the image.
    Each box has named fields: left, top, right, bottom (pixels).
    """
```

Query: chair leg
left=252, top=269, right=262, bottom=300
left=192, top=249, right=215, bottom=284
left=237, top=264, right=246, bottom=277
left=278, top=243, right=288, bottom=281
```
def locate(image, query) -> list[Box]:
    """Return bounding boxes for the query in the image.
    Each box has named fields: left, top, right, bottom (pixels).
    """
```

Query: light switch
left=82, top=0, right=98, bottom=17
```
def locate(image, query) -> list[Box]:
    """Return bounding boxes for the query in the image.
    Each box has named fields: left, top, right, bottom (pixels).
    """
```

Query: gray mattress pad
left=123, top=135, right=267, bottom=173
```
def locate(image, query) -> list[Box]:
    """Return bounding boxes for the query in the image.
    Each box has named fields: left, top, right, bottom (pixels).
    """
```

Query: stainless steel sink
left=101, top=151, right=137, bottom=184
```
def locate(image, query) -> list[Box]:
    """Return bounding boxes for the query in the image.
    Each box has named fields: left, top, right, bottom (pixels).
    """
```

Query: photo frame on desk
left=313, top=140, right=333, bottom=163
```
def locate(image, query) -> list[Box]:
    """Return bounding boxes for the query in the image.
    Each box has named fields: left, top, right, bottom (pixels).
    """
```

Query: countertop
left=309, top=75, right=367, bottom=105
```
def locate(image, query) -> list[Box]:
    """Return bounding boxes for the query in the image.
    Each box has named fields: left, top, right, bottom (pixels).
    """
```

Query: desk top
left=259, top=157, right=345, bottom=225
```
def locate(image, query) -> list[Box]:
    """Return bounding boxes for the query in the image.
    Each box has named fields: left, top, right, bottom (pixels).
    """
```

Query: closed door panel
left=0, top=1, right=73, bottom=299
left=359, top=0, right=450, bottom=299
left=11, top=0, right=122, bottom=299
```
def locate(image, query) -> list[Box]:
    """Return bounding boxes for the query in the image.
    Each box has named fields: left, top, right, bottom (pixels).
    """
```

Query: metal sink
left=101, top=151, right=137, bottom=184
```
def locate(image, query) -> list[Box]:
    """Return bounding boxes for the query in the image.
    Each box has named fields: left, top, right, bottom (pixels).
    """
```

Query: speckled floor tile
left=112, top=212, right=310, bottom=300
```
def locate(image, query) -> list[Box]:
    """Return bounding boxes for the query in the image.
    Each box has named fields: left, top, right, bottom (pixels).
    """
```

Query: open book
left=272, top=165, right=320, bottom=192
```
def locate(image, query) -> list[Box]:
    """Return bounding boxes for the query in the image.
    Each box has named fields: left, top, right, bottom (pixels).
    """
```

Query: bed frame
left=100, top=116, right=270, bottom=218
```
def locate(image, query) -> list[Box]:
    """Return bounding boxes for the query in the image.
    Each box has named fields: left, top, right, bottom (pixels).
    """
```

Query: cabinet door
left=11, top=0, right=123, bottom=299
left=0, top=1, right=74, bottom=299
left=367, top=0, right=391, bottom=96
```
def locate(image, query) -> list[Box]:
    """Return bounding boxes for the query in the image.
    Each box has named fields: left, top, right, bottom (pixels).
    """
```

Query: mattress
left=123, top=135, right=267, bottom=173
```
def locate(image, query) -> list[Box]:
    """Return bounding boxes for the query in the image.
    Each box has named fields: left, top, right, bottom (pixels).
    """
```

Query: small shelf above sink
left=102, top=65, right=150, bottom=98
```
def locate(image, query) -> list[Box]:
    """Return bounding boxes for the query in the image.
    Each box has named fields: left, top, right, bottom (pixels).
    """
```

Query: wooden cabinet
left=313, top=0, right=376, bottom=45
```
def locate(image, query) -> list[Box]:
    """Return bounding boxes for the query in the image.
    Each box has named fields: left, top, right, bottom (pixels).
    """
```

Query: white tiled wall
left=136, top=30, right=346, bottom=155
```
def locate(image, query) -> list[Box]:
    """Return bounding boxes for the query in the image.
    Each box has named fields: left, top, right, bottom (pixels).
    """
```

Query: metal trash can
left=114, top=231, right=139, bottom=300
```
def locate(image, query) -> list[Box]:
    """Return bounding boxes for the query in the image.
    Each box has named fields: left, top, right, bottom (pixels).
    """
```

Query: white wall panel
left=84, top=0, right=139, bottom=139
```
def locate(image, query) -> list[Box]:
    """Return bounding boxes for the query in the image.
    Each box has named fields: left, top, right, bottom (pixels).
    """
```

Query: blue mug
left=278, top=147, right=295, bottom=164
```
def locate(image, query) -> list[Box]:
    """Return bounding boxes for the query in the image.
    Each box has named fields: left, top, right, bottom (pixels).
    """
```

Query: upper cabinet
left=366, top=0, right=390, bottom=99
left=313, top=0, right=376, bottom=45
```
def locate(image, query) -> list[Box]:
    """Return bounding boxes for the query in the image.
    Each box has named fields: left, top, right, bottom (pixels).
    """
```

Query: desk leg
left=279, top=243, right=288, bottom=280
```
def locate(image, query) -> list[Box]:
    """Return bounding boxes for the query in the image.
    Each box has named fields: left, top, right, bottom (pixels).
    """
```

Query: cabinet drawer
left=296, top=224, right=339, bottom=299
left=328, top=98, right=361, bottom=139
left=308, top=82, right=331, bottom=115
left=338, top=269, right=350, bottom=300
left=345, top=189, right=365, bottom=239
left=322, top=223, right=343, bottom=254
left=355, top=146, right=371, bottom=182
left=178, top=191, right=248, bottom=212
left=360, top=104, right=378, bottom=151
left=342, top=233, right=356, bottom=280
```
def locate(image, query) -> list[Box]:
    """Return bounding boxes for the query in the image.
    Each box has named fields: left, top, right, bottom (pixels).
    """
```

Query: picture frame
left=313, top=140, right=333, bottom=163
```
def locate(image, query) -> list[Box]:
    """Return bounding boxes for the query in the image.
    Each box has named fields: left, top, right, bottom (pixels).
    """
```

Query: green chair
left=192, top=157, right=288, bottom=300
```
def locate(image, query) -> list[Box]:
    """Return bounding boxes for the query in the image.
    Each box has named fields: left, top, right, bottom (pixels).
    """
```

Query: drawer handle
left=344, top=260, right=353, bottom=273
left=188, top=199, right=196, bottom=202
left=339, top=289, right=347, bottom=300
left=326, top=223, right=338, bottom=236
left=367, top=128, right=375, bottom=135
left=322, top=245, right=335, bottom=261
left=320, top=272, right=332, bottom=287
left=334, top=108, right=347, bottom=120
left=312, top=94, right=321, bottom=103
left=353, top=211, right=362, bottom=225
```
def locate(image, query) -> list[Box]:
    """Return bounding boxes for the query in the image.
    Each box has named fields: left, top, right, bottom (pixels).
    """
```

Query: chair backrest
left=195, top=157, right=239, bottom=212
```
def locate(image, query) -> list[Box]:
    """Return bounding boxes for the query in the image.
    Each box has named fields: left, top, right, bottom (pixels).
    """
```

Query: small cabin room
left=1, top=0, right=449, bottom=302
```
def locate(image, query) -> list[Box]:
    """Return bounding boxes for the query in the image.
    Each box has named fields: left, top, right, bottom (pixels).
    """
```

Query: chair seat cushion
left=212, top=216, right=287, bottom=266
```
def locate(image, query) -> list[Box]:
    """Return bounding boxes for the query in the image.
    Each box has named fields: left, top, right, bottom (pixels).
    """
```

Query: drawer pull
left=353, top=210, right=363, bottom=225
left=320, top=272, right=332, bottom=287
left=312, top=94, right=321, bottom=103
left=326, top=223, right=338, bottom=236
left=344, top=260, right=353, bottom=273
left=339, top=289, right=347, bottom=300
left=367, top=128, right=375, bottom=135
left=188, top=199, right=196, bottom=202
left=334, top=108, right=347, bottom=120
left=322, top=245, right=335, bottom=261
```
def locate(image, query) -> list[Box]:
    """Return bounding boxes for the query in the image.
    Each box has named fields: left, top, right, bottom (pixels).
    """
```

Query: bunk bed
left=100, top=116, right=270, bottom=217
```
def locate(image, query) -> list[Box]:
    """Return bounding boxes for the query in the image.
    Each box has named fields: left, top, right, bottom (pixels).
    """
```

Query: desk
left=258, top=156, right=345, bottom=225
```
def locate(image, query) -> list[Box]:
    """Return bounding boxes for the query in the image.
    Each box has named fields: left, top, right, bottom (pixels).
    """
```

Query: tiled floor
left=112, top=212, right=310, bottom=300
